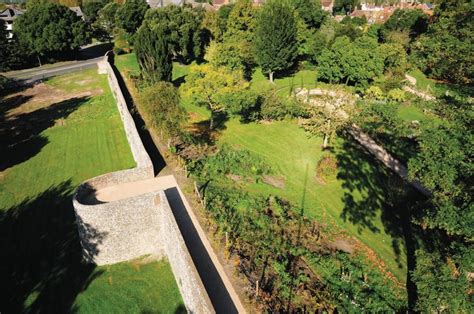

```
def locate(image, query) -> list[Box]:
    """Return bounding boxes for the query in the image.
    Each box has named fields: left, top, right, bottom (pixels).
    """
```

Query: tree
left=412, top=247, right=473, bottom=313
left=291, top=0, right=326, bottom=30
left=317, top=36, right=350, bottom=84
left=115, top=0, right=148, bottom=34
left=134, top=22, right=172, bottom=83
left=380, top=8, right=429, bottom=41
left=144, top=5, right=206, bottom=63
left=181, top=64, right=249, bottom=129
left=411, top=0, right=473, bottom=85
left=0, top=20, right=9, bottom=72
left=317, top=36, right=384, bottom=87
left=82, top=0, right=109, bottom=24
left=14, top=3, right=91, bottom=65
left=205, top=40, right=253, bottom=79
left=255, top=0, right=298, bottom=82
left=333, top=0, right=360, bottom=15
left=226, top=0, right=257, bottom=43
left=379, top=43, right=407, bottom=75
left=139, top=82, right=186, bottom=138
left=301, top=93, right=355, bottom=148
left=94, top=2, right=119, bottom=40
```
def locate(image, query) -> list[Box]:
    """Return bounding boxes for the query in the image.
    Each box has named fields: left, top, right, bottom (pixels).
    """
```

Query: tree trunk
left=37, top=55, right=42, bottom=67
left=345, top=76, right=350, bottom=85
left=209, top=115, right=214, bottom=130
left=323, top=134, right=329, bottom=149
left=269, top=71, right=274, bottom=83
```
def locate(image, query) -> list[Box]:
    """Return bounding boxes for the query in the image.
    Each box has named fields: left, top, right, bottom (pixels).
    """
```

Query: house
left=0, top=7, right=24, bottom=39
left=321, top=0, right=333, bottom=13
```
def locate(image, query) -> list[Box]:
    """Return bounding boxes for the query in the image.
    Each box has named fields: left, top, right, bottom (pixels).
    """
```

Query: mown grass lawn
left=0, top=69, right=183, bottom=312
left=74, top=259, right=185, bottom=314
left=115, top=54, right=409, bottom=282
left=218, top=119, right=407, bottom=281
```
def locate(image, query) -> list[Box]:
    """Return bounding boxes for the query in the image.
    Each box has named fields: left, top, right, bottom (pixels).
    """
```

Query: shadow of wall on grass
left=0, top=180, right=103, bottom=313
left=111, top=63, right=167, bottom=175
left=0, top=96, right=90, bottom=172
left=335, top=134, right=426, bottom=310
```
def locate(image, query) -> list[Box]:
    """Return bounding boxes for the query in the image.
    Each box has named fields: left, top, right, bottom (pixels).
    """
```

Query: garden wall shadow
left=335, top=134, right=425, bottom=310
left=110, top=62, right=166, bottom=176
left=0, top=96, right=89, bottom=172
left=0, top=180, right=103, bottom=312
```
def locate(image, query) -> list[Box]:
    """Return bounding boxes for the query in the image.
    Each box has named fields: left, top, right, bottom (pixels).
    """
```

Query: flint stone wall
left=73, top=58, right=214, bottom=313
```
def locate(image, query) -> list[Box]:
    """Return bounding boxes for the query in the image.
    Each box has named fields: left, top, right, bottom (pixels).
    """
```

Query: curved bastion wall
left=72, top=58, right=214, bottom=313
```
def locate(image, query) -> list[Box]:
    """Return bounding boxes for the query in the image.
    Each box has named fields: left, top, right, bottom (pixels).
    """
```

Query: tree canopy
left=411, top=0, right=473, bottom=85
left=144, top=4, right=206, bottom=63
left=115, top=0, right=148, bottom=34
left=134, top=22, right=173, bottom=83
left=255, top=0, right=298, bottom=81
left=14, top=3, right=90, bottom=61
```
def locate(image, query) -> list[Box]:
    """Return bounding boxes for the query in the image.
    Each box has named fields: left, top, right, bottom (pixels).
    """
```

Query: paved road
left=2, top=57, right=103, bottom=84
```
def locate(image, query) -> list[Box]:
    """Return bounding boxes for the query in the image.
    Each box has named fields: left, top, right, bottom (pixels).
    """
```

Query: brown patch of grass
left=3, top=83, right=102, bottom=118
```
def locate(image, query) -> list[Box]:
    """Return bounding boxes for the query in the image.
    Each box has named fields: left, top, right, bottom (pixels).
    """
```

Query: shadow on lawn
left=0, top=96, right=90, bottom=172
left=335, top=134, right=426, bottom=310
left=0, top=180, right=103, bottom=312
left=190, top=111, right=229, bottom=146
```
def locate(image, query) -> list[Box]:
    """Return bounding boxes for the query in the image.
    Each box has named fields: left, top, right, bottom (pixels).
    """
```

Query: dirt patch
left=262, top=175, right=285, bottom=189
left=325, top=238, right=355, bottom=254
left=226, top=174, right=243, bottom=182
left=3, top=83, right=103, bottom=118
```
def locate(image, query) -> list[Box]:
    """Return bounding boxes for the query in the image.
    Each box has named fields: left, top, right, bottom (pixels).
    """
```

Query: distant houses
left=0, top=7, right=23, bottom=39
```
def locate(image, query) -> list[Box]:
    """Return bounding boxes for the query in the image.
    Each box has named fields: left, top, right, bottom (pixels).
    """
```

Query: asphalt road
left=2, top=57, right=103, bottom=84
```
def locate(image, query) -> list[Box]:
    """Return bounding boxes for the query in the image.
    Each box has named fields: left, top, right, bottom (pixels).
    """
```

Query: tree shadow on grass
left=0, top=96, right=90, bottom=172
left=0, top=180, right=103, bottom=312
left=335, top=133, right=426, bottom=310
left=189, top=111, right=229, bottom=146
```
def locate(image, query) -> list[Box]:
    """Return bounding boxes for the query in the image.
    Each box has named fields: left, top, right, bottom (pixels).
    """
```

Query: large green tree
left=411, top=0, right=473, bottom=85
left=144, top=4, right=206, bottom=63
left=14, top=3, right=91, bottom=65
left=255, top=0, right=298, bottom=82
left=134, top=22, right=172, bottom=83
left=181, top=64, right=249, bottom=129
left=115, top=0, right=148, bottom=34
left=317, top=36, right=384, bottom=87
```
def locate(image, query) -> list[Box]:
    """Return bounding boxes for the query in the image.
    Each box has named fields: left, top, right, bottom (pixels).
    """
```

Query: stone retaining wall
left=72, top=57, right=214, bottom=313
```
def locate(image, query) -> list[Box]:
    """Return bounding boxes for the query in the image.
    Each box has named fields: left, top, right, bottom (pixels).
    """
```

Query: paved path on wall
left=89, top=175, right=243, bottom=313
left=2, top=57, right=103, bottom=84
left=348, top=125, right=430, bottom=196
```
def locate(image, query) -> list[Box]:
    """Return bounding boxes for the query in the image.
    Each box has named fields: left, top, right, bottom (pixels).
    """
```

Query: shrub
left=139, top=82, right=187, bottom=137
left=315, top=153, right=338, bottom=182
left=260, top=89, right=305, bottom=120
left=364, top=86, right=384, bottom=100
left=191, top=145, right=271, bottom=182
left=387, top=88, right=406, bottom=102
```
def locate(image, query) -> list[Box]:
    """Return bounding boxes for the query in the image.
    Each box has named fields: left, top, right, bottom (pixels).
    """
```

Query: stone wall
left=72, top=58, right=214, bottom=313
left=159, top=191, right=214, bottom=313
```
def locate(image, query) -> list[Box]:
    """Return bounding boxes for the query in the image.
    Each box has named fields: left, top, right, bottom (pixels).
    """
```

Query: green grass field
left=75, top=259, right=185, bottom=313
left=0, top=69, right=183, bottom=312
left=115, top=54, right=409, bottom=282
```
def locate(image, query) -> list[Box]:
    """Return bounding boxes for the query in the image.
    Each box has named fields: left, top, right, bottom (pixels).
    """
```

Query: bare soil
left=3, top=83, right=102, bottom=118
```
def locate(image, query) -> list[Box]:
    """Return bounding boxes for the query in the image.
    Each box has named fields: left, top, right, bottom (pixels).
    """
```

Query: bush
left=191, top=145, right=271, bottom=183
left=315, top=153, right=338, bottom=182
left=364, top=86, right=384, bottom=100
left=260, top=89, right=305, bottom=120
left=139, top=81, right=187, bottom=137
left=387, top=88, right=406, bottom=102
